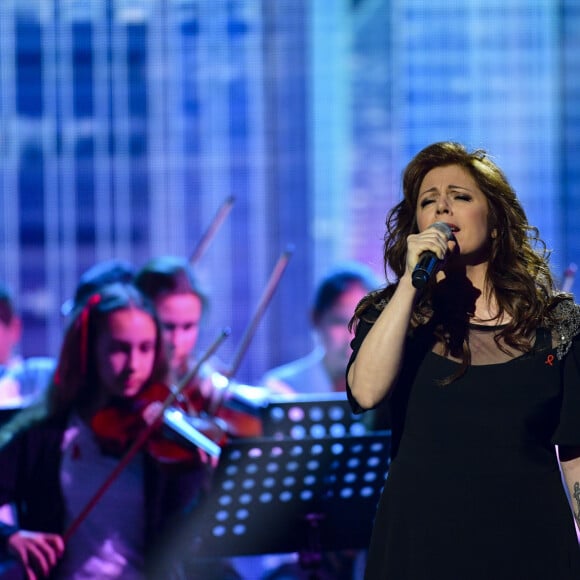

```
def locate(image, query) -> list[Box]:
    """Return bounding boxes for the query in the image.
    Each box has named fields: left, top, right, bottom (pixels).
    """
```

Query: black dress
left=347, top=311, right=580, bottom=580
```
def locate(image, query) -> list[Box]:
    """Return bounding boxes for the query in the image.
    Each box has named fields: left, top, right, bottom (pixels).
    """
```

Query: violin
left=90, top=381, right=228, bottom=466
left=205, top=373, right=268, bottom=438
left=171, top=364, right=267, bottom=439
left=87, top=244, right=292, bottom=467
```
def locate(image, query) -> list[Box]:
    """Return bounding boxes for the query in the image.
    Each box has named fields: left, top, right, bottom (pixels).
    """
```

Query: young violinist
left=0, top=282, right=212, bottom=579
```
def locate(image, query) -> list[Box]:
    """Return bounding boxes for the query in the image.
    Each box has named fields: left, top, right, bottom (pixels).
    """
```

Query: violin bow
left=63, top=327, right=230, bottom=543
left=222, top=245, right=294, bottom=382
left=189, top=195, right=236, bottom=265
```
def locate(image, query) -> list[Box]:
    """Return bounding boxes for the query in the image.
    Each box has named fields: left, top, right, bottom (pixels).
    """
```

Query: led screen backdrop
left=0, top=0, right=578, bottom=383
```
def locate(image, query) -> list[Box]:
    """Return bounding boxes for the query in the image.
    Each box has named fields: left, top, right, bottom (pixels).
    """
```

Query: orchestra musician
left=0, top=283, right=55, bottom=411
left=262, top=261, right=381, bottom=395
left=135, top=256, right=215, bottom=393
left=0, top=282, right=214, bottom=579
left=135, top=255, right=263, bottom=440
left=0, top=284, right=58, bottom=533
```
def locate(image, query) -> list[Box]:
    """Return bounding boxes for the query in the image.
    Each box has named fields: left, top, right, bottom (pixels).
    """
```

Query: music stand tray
left=187, top=431, right=391, bottom=558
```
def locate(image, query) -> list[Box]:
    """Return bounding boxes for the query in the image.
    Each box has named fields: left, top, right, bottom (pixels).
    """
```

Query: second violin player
left=135, top=256, right=263, bottom=439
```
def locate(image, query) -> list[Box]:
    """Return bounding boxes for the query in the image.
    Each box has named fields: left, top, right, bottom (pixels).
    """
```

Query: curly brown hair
left=352, top=142, right=565, bottom=381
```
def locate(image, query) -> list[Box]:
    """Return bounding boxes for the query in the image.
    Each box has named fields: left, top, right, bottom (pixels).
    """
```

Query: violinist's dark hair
left=135, top=256, right=208, bottom=313
left=52, top=282, right=168, bottom=418
left=61, top=259, right=136, bottom=318
left=351, top=141, right=562, bottom=381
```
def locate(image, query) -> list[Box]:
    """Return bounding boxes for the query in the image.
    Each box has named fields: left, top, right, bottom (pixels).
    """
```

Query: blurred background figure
left=61, top=259, right=136, bottom=321
left=0, top=287, right=21, bottom=372
left=134, top=255, right=225, bottom=422
left=135, top=256, right=212, bottom=388
left=0, top=284, right=55, bottom=410
left=0, top=285, right=56, bottom=528
left=262, top=261, right=381, bottom=395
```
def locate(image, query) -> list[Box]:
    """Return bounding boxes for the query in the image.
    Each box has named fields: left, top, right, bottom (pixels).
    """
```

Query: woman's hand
left=405, top=224, right=454, bottom=279
left=7, top=530, right=64, bottom=580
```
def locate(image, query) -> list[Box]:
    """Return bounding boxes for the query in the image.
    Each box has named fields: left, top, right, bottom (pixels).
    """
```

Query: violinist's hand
left=142, top=400, right=164, bottom=426
left=196, top=375, right=215, bottom=401
left=7, top=530, right=64, bottom=580
left=198, top=448, right=219, bottom=469
left=405, top=224, right=455, bottom=279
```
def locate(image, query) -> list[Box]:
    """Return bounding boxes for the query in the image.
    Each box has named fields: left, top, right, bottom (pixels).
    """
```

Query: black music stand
left=185, top=431, right=391, bottom=573
left=0, top=406, right=22, bottom=429
left=262, top=392, right=373, bottom=440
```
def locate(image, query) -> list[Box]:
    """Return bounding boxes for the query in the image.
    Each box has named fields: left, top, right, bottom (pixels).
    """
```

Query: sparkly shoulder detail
left=353, top=289, right=390, bottom=327
left=373, top=290, right=389, bottom=311
left=550, top=300, right=580, bottom=360
left=354, top=289, right=389, bottom=313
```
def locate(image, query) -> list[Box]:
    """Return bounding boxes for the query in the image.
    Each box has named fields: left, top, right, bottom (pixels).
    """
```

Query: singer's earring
left=491, top=228, right=497, bottom=239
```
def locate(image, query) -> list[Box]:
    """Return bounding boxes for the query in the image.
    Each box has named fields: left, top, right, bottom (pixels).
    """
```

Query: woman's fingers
left=406, top=228, right=451, bottom=273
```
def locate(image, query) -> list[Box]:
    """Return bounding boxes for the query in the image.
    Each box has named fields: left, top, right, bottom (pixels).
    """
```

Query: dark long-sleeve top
left=0, top=412, right=211, bottom=578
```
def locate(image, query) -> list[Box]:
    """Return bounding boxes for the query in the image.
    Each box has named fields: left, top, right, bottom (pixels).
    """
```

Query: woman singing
left=347, top=141, right=580, bottom=579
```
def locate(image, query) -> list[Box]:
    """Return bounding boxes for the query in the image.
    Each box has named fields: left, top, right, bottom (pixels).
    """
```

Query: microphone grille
left=430, top=221, right=453, bottom=241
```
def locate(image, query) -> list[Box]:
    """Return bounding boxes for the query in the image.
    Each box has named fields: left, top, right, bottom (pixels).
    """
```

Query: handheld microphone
left=411, top=222, right=454, bottom=290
